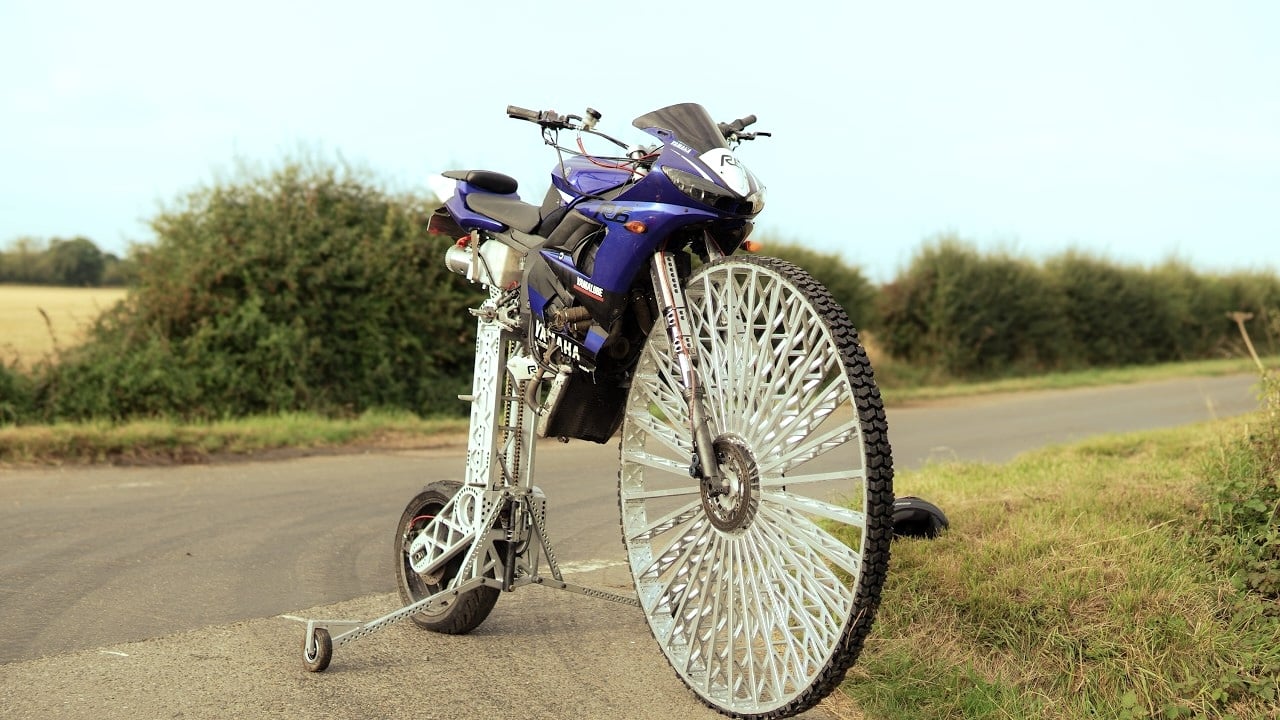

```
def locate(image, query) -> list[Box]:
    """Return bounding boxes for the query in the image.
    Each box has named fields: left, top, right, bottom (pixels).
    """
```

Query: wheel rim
left=401, top=497, right=453, bottom=618
left=620, top=258, right=881, bottom=715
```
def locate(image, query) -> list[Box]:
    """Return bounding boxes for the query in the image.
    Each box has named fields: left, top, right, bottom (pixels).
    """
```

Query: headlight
left=662, top=167, right=735, bottom=206
left=665, top=165, right=762, bottom=215
left=661, top=166, right=765, bottom=217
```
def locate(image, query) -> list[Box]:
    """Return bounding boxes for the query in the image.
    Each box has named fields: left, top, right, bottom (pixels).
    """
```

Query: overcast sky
left=2, top=0, right=1276, bottom=282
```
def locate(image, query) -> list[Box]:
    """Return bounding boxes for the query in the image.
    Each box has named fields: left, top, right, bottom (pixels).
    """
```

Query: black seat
left=443, top=170, right=518, bottom=195
left=466, top=193, right=542, bottom=233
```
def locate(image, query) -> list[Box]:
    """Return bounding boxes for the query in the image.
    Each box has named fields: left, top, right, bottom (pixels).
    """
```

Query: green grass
left=840, top=415, right=1280, bottom=719
left=880, top=355, right=1276, bottom=405
left=0, top=409, right=468, bottom=465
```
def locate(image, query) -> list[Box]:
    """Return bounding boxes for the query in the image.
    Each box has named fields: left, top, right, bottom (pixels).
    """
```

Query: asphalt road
left=0, top=374, right=1261, bottom=719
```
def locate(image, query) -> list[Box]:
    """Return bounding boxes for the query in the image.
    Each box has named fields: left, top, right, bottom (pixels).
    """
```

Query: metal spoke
left=762, top=490, right=867, bottom=529
left=757, top=504, right=863, bottom=580
left=759, top=418, right=860, bottom=476
left=758, top=467, right=865, bottom=488
left=623, top=408, right=690, bottom=457
left=626, top=499, right=702, bottom=544
left=621, top=447, right=693, bottom=478
left=619, top=483, right=702, bottom=501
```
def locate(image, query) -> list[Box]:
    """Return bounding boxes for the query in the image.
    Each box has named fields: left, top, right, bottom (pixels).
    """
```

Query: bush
left=1045, top=251, right=1184, bottom=366
left=1220, top=274, right=1280, bottom=357
left=762, top=241, right=878, bottom=327
left=35, top=159, right=484, bottom=421
left=1202, top=360, right=1280, bottom=603
left=876, top=240, right=1280, bottom=382
left=0, top=360, right=34, bottom=425
left=877, top=236, right=1068, bottom=377
left=1148, top=260, right=1235, bottom=360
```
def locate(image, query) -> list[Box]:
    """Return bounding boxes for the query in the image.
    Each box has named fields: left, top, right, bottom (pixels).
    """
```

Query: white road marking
left=557, top=559, right=627, bottom=573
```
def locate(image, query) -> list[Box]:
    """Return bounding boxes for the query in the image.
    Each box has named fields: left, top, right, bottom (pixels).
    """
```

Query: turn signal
left=743, top=240, right=763, bottom=252
left=624, top=220, right=647, bottom=234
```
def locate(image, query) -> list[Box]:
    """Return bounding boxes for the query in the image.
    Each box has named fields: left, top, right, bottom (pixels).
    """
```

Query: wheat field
left=0, top=285, right=127, bottom=366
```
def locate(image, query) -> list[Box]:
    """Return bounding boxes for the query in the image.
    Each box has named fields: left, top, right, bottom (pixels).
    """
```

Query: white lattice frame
left=462, top=296, right=539, bottom=532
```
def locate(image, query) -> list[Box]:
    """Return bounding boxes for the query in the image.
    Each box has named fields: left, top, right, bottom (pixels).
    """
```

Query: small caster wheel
left=303, top=627, right=332, bottom=672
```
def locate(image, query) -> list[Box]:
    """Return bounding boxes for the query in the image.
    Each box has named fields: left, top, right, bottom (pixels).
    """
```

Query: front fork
left=650, top=251, right=725, bottom=493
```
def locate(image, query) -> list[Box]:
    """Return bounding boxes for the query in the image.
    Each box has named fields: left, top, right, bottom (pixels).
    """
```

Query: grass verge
left=0, top=409, right=469, bottom=466
left=2, top=358, right=1269, bottom=466
left=880, top=355, right=1276, bottom=405
left=841, top=413, right=1280, bottom=719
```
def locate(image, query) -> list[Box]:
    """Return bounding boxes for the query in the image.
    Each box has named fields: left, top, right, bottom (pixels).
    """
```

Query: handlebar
left=507, top=104, right=768, bottom=144
left=718, top=114, right=769, bottom=141
left=506, top=105, right=576, bottom=130
left=506, top=105, right=540, bottom=122
left=718, top=115, right=757, bottom=136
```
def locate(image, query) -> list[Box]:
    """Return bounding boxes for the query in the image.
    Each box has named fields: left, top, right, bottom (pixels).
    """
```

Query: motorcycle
left=300, top=102, right=895, bottom=719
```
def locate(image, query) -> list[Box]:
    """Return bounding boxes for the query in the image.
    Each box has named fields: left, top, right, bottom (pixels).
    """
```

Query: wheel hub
left=701, top=435, right=760, bottom=533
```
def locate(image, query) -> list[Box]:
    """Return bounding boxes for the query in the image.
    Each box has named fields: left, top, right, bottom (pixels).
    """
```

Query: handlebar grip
left=718, top=114, right=758, bottom=137
left=507, top=105, right=540, bottom=121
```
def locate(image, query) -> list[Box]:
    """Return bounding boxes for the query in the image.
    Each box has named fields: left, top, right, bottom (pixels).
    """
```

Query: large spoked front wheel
left=619, top=255, right=893, bottom=718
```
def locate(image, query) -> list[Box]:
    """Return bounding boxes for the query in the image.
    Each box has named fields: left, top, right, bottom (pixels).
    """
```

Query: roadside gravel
left=2, top=589, right=841, bottom=720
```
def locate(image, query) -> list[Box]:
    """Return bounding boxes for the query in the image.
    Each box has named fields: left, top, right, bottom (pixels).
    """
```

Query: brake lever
left=537, top=111, right=576, bottom=130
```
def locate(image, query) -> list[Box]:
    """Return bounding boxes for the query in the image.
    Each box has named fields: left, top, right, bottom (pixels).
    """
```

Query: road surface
left=0, top=374, right=1260, bottom=719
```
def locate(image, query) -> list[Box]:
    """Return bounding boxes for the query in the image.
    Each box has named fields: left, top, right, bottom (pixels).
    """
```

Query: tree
left=46, top=236, right=105, bottom=286
left=0, top=236, right=50, bottom=283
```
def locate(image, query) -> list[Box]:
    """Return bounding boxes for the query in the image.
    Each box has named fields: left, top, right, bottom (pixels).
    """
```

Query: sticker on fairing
left=671, top=140, right=695, bottom=155
left=699, top=148, right=751, bottom=196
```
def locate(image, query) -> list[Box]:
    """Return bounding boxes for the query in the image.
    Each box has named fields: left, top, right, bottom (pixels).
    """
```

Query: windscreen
left=632, top=103, right=729, bottom=153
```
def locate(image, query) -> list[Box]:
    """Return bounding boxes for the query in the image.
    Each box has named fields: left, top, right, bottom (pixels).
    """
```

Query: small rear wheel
left=394, top=480, right=500, bottom=634
left=302, top=627, right=332, bottom=672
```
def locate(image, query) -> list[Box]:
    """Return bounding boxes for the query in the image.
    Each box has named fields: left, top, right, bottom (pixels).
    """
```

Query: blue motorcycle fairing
left=447, top=103, right=762, bottom=374
left=572, top=198, right=718, bottom=291
left=445, top=180, right=520, bottom=233
left=550, top=155, right=632, bottom=198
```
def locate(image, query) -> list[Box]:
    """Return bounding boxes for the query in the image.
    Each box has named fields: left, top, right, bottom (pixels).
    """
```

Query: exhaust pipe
left=445, top=244, right=473, bottom=278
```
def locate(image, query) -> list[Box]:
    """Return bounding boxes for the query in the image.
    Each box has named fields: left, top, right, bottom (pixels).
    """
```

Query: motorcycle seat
left=466, top=193, right=542, bottom=234
left=442, top=170, right=518, bottom=195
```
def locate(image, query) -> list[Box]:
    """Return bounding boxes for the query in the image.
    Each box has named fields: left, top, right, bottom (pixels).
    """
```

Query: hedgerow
left=31, top=159, right=483, bottom=422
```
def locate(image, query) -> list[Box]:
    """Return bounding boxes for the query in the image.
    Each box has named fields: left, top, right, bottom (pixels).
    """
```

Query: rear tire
left=619, top=255, right=893, bottom=718
left=303, top=627, right=332, bottom=672
left=394, top=480, right=500, bottom=634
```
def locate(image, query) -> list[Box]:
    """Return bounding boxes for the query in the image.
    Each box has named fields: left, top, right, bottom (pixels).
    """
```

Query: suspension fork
left=650, top=251, right=725, bottom=493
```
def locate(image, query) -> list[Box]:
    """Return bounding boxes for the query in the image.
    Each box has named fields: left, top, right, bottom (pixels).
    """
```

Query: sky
left=1, top=0, right=1277, bottom=283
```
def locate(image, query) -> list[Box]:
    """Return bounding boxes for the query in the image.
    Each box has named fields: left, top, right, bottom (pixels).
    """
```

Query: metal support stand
left=299, top=291, right=636, bottom=671
left=301, top=485, right=637, bottom=670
